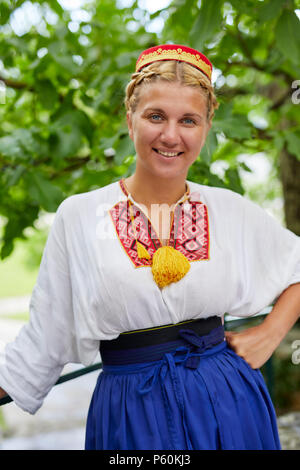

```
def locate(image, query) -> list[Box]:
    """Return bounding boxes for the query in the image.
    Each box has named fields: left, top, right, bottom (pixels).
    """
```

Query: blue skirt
left=85, top=323, right=281, bottom=450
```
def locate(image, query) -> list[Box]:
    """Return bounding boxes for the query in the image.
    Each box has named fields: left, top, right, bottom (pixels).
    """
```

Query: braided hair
left=124, top=60, right=219, bottom=121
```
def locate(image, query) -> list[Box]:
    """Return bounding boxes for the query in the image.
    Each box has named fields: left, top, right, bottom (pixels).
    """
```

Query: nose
left=160, top=121, right=181, bottom=147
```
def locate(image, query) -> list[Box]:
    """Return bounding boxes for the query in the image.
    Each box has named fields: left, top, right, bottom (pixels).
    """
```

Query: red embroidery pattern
left=109, top=200, right=157, bottom=267
left=109, top=185, right=210, bottom=267
left=169, top=202, right=209, bottom=262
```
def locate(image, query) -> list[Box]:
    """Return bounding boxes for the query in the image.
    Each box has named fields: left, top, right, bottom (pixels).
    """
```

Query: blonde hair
left=124, top=60, right=219, bottom=121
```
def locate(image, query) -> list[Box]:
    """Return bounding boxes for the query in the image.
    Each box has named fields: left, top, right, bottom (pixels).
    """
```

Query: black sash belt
left=99, top=316, right=224, bottom=366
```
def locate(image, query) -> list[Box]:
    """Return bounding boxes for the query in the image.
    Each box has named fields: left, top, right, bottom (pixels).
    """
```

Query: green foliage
left=0, top=230, right=39, bottom=297
left=0, top=0, right=299, bottom=259
left=284, top=131, right=300, bottom=160
left=270, top=355, right=300, bottom=413
left=189, top=0, right=224, bottom=50
left=275, top=9, right=300, bottom=65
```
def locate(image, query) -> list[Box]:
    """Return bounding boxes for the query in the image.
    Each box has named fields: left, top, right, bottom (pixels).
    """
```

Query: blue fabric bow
left=137, top=328, right=220, bottom=449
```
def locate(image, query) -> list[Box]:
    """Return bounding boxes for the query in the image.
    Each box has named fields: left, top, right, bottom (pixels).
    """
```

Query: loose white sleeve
left=0, top=199, right=80, bottom=414
left=227, top=194, right=300, bottom=317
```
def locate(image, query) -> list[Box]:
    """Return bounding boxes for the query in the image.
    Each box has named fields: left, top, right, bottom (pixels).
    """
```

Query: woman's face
left=127, top=81, right=211, bottom=181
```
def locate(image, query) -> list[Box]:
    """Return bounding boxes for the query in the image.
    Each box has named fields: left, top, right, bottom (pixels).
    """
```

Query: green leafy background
left=0, top=0, right=299, bottom=262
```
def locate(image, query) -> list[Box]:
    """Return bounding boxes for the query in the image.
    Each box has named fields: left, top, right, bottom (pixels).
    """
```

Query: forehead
left=135, top=81, right=207, bottom=115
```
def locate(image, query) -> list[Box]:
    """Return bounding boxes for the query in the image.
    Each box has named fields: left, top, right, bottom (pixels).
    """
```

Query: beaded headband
left=135, top=44, right=213, bottom=81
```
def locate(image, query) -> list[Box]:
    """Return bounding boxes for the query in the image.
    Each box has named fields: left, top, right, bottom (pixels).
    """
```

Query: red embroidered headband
left=135, top=44, right=213, bottom=81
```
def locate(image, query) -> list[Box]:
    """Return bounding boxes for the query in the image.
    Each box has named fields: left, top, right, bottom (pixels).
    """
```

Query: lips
left=153, top=148, right=184, bottom=158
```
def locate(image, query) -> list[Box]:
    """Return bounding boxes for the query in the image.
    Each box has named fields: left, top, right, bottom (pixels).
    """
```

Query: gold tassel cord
left=152, top=246, right=190, bottom=288
left=126, top=182, right=191, bottom=288
left=128, top=201, right=152, bottom=260
left=136, top=240, right=151, bottom=260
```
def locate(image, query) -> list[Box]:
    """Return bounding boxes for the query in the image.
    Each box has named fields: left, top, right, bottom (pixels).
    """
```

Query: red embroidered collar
left=108, top=179, right=210, bottom=268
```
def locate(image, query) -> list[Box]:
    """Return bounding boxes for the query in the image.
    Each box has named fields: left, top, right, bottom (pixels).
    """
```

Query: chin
left=150, top=167, right=188, bottom=181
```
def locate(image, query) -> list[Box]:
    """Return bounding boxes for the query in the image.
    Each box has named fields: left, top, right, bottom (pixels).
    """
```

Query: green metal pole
left=264, top=356, right=275, bottom=401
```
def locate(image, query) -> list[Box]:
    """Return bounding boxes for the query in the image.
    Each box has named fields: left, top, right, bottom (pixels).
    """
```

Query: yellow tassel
left=151, top=246, right=190, bottom=288
left=136, top=241, right=151, bottom=259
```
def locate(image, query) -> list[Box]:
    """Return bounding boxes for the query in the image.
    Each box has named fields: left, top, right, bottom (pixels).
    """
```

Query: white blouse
left=1, top=179, right=300, bottom=414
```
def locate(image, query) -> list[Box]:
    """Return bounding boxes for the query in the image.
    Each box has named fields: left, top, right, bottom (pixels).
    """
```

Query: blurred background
left=0, top=0, right=300, bottom=449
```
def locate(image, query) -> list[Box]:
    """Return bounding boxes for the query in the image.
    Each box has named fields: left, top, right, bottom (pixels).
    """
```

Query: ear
left=127, top=111, right=133, bottom=141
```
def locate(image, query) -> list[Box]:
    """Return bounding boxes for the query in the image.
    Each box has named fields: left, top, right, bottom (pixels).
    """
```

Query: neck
left=124, top=171, right=188, bottom=209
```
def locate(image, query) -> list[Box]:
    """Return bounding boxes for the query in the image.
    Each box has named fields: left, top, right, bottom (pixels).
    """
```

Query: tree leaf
left=200, top=130, right=218, bottom=164
left=275, top=10, right=300, bottom=65
left=0, top=203, right=40, bottom=260
left=35, top=79, right=59, bottom=110
left=257, top=0, right=286, bottom=24
left=0, top=4, right=10, bottom=25
left=50, top=109, right=94, bottom=159
left=238, top=161, right=252, bottom=173
left=0, top=135, right=25, bottom=161
left=48, top=41, right=80, bottom=75
left=189, top=0, right=223, bottom=50
left=114, top=134, right=135, bottom=165
left=225, top=167, right=244, bottom=195
left=24, top=171, right=65, bottom=212
left=213, top=104, right=252, bottom=140
left=285, top=132, right=300, bottom=161
left=5, top=164, right=26, bottom=187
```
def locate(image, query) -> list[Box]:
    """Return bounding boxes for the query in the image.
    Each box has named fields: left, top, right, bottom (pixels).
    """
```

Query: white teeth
left=157, top=149, right=181, bottom=157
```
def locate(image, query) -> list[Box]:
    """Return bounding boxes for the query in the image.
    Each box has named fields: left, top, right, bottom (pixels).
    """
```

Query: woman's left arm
left=225, top=282, right=300, bottom=369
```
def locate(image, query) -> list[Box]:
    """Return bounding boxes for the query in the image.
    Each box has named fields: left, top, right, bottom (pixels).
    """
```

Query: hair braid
left=124, top=61, right=219, bottom=121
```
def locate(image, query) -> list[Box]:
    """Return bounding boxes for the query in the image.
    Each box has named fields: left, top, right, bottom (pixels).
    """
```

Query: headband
left=135, top=44, right=213, bottom=81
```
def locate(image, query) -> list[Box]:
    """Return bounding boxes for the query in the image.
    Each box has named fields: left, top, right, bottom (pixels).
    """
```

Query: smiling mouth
left=153, top=148, right=184, bottom=158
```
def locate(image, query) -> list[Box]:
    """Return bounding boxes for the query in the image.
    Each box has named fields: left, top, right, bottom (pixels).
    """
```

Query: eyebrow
left=182, top=113, right=203, bottom=119
left=143, top=108, right=203, bottom=119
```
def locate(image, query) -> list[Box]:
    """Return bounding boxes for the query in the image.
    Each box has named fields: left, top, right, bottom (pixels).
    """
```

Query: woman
left=0, top=44, right=300, bottom=450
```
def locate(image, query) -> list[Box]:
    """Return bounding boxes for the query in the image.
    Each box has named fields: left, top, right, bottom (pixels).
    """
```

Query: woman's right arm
left=0, top=387, right=7, bottom=399
left=0, top=198, right=81, bottom=414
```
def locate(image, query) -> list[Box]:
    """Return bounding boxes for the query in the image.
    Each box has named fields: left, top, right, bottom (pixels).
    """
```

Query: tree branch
left=0, top=75, right=33, bottom=91
left=0, top=75, right=64, bottom=102
left=269, top=89, right=291, bottom=111
left=48, top=156, right=92, bottom=179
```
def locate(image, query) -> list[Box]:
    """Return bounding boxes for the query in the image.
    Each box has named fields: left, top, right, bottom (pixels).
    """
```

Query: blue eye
left=182, top=118, right=195, bottom=125
left=150, top=114, right=162, bottom=121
